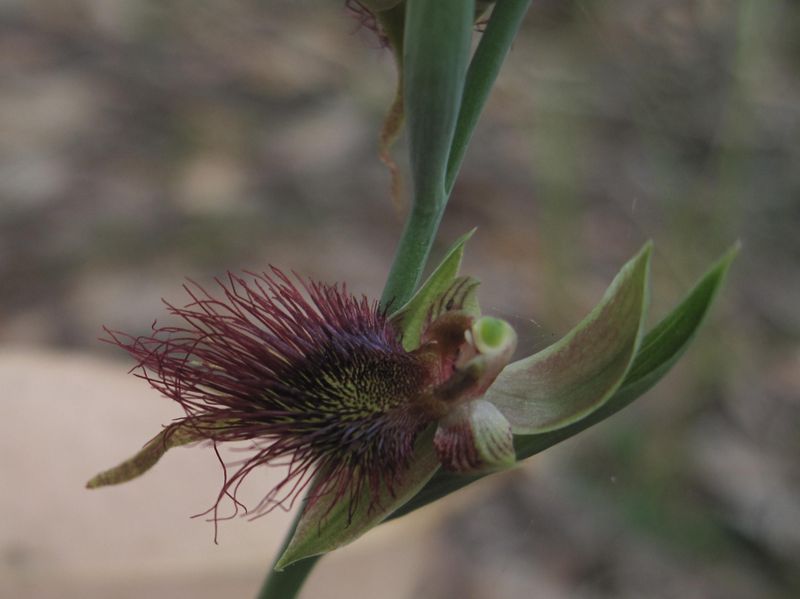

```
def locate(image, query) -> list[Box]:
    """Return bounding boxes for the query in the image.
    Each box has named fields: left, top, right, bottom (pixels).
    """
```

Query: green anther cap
left=472, top=316, right=517, bottom=357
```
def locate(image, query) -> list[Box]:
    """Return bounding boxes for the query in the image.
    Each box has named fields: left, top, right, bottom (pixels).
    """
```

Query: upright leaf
left=446, top=0, right=533, bottom=192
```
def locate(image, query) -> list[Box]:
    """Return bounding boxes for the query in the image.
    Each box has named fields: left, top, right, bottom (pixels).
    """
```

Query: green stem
left=380, top=202, right=447, bottom=310
left=256, top=556, right=319, bottom=599
left=256, top=2, right=526, bottom=596
left=255, top=509, right=319, bottom=599
left=380, top=0, right=531, bottom=307
left=380, top=0, right=474, bottom=308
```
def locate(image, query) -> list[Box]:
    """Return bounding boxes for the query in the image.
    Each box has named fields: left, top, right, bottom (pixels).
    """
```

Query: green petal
left=389, top=229, right=477, bottom=350
left=275, top=427, right=440, bottom=571
left=485, top=243, right=652, bottom=434
left=86, top=423, right=200, bottom=489
left=432, top=275, right=481, bottom=322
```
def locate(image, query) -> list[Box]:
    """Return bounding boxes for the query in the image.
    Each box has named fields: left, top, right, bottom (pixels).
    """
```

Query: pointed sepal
left=605, top=242, right=740, bottom=406
left=86, top=423, right=201, bottom=489
left=434, top=399, right=515, bottom=474
left=485, top=243, right=652, bottom=434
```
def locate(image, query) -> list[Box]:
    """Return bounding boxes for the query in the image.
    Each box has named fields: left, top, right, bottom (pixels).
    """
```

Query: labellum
left=88, top=248, right=518, bottom=531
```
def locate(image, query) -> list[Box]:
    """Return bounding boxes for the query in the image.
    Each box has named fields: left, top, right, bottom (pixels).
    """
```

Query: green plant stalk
left=255, top=508, right=319, bottom=599
left=380, top=0, right=531, bottom=308
left=380, top=0, right=474, bottom=309
left=256, top=2, right=530, bottom=595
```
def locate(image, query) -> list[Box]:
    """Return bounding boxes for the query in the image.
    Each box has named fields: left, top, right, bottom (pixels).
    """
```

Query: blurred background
left=2, top=1, right=799, bottom=597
